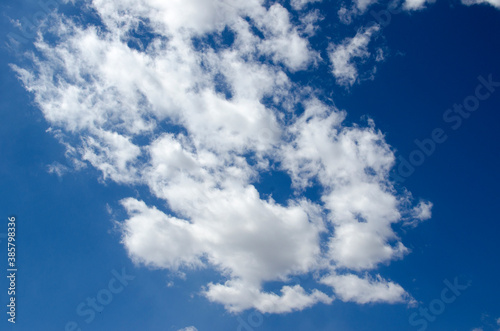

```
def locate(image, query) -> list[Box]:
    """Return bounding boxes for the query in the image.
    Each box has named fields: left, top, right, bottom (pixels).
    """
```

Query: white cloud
left=404, top=200, right=433, bottom=227
left=47, top=162, right=69, bottom=177
left=321, top=273, right=410, bottom=304
left=462, top=0, right=500, bottom=8
left=337, top=6, right=356, bottom=25
left=178, top=327, right=198, bottom=331
left=298, top=9, right=323, bottom=36
left=291, top=0, right=322, bottom=11
left=337, top=0, right=377, bottom=24
left=81, top=129, right=142, bottom=183
left=205, top=280, right=332, bottom=313
left=471, top=328, right=484, bottom=331
left=341, top=0, right=436, bottom=17
left=328, top=25, right=380, bottom=86
left=353, top=0, right=378, bottom=12
left=412, top=201, right=433, bottom=220
left=256, top=4, right=319, bottom=71
left=403, top=0, right=436, bottom=11
left=13, top=0, right=428, bottom=313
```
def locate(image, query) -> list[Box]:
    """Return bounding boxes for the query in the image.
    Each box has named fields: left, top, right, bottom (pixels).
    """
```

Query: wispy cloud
left=178, top=327, right=198, bottom=331
left=328, top=25, right=380, bottom=86
left=462, top=0, right=500, bottom=9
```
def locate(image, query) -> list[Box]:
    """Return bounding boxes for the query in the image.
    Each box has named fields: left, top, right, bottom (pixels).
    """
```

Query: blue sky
left=1, top=0, right=500, bottom=330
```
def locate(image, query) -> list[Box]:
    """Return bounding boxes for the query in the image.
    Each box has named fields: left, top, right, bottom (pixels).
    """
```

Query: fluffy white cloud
left=13, top=0, right=427, bottom=313
left=328, top=25, right=380, bottom=86
left=205, top=280, right=332, bottom=313
left=412, top=201, right=433, bottom=220
left=462, top=0, right=500, bottom=8
left=403, top=0, right=436, bottom=11
left=353, top=0, right=378, bottom=12
left=320, top=274, right=409, bottom=304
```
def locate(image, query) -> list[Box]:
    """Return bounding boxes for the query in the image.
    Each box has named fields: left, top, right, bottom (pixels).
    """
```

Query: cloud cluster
left=13, top=0, right=430, bottom=313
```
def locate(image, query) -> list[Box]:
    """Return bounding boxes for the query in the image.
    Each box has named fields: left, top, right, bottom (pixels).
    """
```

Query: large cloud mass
left=13, top=0, right=430, bottom=313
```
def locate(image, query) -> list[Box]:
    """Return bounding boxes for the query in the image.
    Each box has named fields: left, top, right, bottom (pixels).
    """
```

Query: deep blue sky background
left=1, top=0, right=499, bottom=330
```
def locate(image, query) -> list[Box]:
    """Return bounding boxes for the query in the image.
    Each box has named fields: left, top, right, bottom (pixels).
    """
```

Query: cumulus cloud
left=205, top=280, right=332, bottom=313
left=328, top=25, right=380, bottom=86
left=13, top=0, right=428, bottom=313
left=320, top=274, right=410, bottom=304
